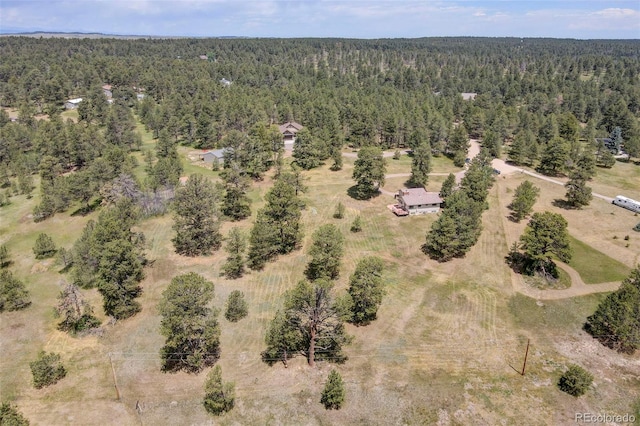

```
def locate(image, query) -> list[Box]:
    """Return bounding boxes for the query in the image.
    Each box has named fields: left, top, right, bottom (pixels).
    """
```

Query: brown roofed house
left=279, top=121, right=303, bottom=149
left=395, top=188, right=443, bottom=215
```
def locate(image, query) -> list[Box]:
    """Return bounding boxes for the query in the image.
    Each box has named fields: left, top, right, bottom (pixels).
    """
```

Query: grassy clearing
left=591, top=161, right=640, bottom=201
left=508, top=293, right=604, bottom=335
left=2, top=125, right=639, bottom=424
left=568, top=235, right=631, bottom=284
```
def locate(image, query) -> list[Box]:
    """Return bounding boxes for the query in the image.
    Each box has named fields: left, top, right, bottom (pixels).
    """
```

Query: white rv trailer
left=612, top=195, right=640, bottom=213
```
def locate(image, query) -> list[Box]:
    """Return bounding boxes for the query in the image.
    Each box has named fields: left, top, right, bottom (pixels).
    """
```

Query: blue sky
left=1, top=1, right=639, bottom=38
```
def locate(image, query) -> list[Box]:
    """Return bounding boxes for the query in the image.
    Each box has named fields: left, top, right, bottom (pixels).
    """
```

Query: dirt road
left=510, top=261, right=621, bottom=300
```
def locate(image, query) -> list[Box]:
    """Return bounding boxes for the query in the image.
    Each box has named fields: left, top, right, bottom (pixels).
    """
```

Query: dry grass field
left=1, top=136, right=639, bottom=425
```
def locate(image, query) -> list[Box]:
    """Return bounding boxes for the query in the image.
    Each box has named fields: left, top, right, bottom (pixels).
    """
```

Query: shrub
left=350, top=216, right=362, bottom=233
left=30, top=351, right=66, bottom=389
left=0, top=244, right=8, bottom=268
left=558, top=364, right=593, bottom=397
left=333, top=202, right=345, bottom=219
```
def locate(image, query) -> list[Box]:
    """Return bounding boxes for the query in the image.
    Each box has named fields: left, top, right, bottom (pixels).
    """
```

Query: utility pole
left=521, top=339, right=530, bottom=376
left=108, top=353, right=121, bottom=400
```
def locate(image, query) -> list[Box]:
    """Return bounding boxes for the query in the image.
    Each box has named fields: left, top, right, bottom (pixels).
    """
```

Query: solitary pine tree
left=518, top=211, right=571, bottom=277
left=585, top=266, right=640, bottom=353
left=159, top=273, right=220, bottom=373
left=97, top=240, right=144, bottom=319
left=348, top=256, right=385, bottom=325
left=203, top=365, right=235, bottom=415
left=33, top=233, right=56, bottom=259
left=409, top=141, right=432, bottom=188
left=221, top=227, right=247, bottom=279
left=565, top=170, right=592, bottom=208
left=333, top=202, right=345, bottom=219
left=263, top=280, right=351, bottom=367
left=172, top=174, right=222, bottom=256
left=321, top=369, right=346, bottom=410
left=509, top=181, right=540, bottom=222
left=305, top=224, right=345, bottom=281
left=247, top=211, right=279, bottom=271
left=224, top=290, right=248, bottom=322
left=247, top=179, right=303, bottom=270
left=350, top=216, right=363, bottom=233
left=352, top=147, right=386, bottom=199
left=330, top=148, right=343, bottom=171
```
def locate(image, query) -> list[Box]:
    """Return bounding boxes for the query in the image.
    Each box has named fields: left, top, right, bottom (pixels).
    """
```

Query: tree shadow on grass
left=58, top=264, right=72, bottom=274
left=70, top=199, right=102, bottom=217
left=347, top=185, right=381, bottom=201
left=551, top=199, right=577, bottom=210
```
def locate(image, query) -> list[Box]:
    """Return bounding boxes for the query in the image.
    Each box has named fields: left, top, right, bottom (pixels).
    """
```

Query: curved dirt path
left=510, top=261, right=621, bottom=300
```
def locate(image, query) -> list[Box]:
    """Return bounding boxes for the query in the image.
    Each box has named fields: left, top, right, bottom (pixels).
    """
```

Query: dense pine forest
left=1, top=37, right=639, bottom=424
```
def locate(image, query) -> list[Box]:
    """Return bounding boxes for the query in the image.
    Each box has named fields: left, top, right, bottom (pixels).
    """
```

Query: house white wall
left=407, top=204, right=440, bottom=214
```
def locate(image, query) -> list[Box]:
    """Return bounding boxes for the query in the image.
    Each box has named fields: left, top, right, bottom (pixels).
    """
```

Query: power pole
left=108, top=353, right=121, bottom=400
left=521, top=339, right=530, bottom=376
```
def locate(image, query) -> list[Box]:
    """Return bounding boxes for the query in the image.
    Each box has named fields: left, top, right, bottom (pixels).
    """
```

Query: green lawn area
left=568, top=235, right=631, bottom=284
left=591, top=161, right=640, bottom=201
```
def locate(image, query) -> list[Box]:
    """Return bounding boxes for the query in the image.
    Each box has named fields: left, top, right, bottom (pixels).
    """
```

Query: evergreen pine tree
left=33, top=233, right=57, bottom=259
left=221, top=227, right=247, bottom=279
left=172, top=174, right=222, bottom=256
left=30, top=351, right=66, bottom=389
left=0, top=270, right=31, bottom=312
left=203, top=365, right=235, bottom=415
left=224, top=290, right=248, bottom=322
left=321, top=369, right=346, bottom=410
left=509, top=181, right=540, bottom=222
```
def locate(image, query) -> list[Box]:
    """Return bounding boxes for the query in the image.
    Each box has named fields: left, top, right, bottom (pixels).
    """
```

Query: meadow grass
left=2, top=124, right=638, bottom=424
left=568, top=235, right=631, bottom=284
